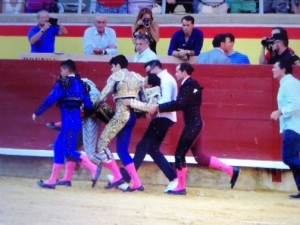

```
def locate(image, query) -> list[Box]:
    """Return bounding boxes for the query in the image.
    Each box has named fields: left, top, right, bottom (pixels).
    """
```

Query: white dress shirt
left=133, top=47, right=158, bottom=63
left=277, top=74, right=300, bottom=134
left=156, top=69, right=177, bottom=122
left=83, top=26, right=118, bottom=55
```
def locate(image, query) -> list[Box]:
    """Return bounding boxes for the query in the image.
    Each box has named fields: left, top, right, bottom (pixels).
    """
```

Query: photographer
left=132, top=8, right=159, bottom=53
left=259, top=27, right=299, bottom=65
left=28, top=10, right=67, bottom=53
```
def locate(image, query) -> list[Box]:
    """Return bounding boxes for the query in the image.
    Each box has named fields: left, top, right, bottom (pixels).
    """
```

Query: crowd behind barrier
left=1, top=0, right=300, bottom=14
left=24, top=10, right=299, bottom=66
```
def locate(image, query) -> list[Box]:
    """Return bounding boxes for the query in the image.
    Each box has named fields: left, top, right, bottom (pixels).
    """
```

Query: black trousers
left=122, top=117, right=177, bottom=182
left=175, top=123, right=202, bottom=169
left=165, top=0, right=194, bottom=13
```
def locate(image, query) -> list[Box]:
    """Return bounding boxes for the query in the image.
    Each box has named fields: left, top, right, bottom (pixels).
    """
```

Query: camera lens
left=143, top=18, right=150, bottom=27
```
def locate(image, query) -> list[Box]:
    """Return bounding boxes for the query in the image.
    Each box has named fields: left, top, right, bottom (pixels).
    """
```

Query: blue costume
left=35, top=75, right=93, bottom=164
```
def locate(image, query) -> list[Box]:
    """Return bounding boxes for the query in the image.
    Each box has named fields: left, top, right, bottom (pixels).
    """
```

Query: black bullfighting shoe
left=289, top=192, right=300, bottom=199
left=92, top=165, right=102, bottom=188
left=56, top=180, right=72, bottom=187
left=230, top=166, right=240, bottom=189
left=46, top=122, right=61, bottom=131
left=166, top=189, right=187, bottom=195
left=37, top=180, right=56, bottom=189
left=104, top=178, right=125, bottom=189
left=123, top=185, right=145, bottom=192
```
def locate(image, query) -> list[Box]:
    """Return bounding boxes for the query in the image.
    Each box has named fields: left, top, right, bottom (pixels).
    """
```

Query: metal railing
left=0, top=0, right=298, bottom=14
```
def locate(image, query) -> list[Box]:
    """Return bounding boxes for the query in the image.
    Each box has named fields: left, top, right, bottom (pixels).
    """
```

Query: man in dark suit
left=149, top=63, right=240, bottom=195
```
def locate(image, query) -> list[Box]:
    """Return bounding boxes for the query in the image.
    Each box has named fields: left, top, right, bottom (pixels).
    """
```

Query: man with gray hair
left=83, top=15, right=118, bottom=55
left=28, top=10, right=68, bottom=53
left=133, top=34, right=158, bottom=63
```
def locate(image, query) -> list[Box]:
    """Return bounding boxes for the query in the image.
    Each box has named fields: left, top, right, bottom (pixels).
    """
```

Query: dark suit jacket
left=159, top=77, right=203, bottom=128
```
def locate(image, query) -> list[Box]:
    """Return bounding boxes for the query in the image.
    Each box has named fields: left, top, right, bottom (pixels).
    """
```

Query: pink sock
left=102, top=159, right=122, bottom=182
left=209, top=156, right=233, bottom=177
left=44, top=163, right=63, bottom=184
left=173, top=167, right=187, bottom=191
left=54, top=121, right=62, bottom=127
left=80, top=154, right=97, bottom=178
left=61, top=161, right=76, bottom=181
left=125, top=163, right=142, bottom=189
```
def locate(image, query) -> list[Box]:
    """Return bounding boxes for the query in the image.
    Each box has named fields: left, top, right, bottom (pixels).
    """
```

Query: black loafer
left=104, top=178, right=125, bottom=189
left=230, top=166, right=240, bottom=189
left=123, top=185, right=145, bottom=192
left=289, top=192, right=300, bottom=199
left=56, top=180, right=72, bottom=187
left=166, top=189, right=186, bottom=195
left=37, top=180, right=56, bottom=189
left=92, top=165, right=102, bottom=188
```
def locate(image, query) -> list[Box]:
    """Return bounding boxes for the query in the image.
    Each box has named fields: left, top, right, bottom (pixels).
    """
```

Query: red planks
left=1, top=61, right=300, bottom=160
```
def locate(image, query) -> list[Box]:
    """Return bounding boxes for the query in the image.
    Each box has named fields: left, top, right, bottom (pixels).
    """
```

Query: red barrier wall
left=1, top=60, right=300, bottom=160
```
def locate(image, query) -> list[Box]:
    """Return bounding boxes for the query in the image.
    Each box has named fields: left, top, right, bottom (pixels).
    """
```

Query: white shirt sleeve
left=83, top=28, right=94, bottom=55
left=106, top=29, right=118, bottom=55
left=280, top=78, right=300, bottom=117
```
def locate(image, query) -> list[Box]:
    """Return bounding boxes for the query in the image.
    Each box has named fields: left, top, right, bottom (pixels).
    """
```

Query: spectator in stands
left=132, top=8, right=159, bottom=53
left=197, top=33, right=230, bottom=64
left=2, top=0, right=24, bottom=13
left=270, top=58, right=300, bottom=199
left=228, top=0, right=257, bottom=13
left=165, top=0, right=194, bottom=13
left=128, top=0, right=154, bottom=14
left=291, top=0, right=300, bottom=13
left=225, top=33, right=250, bottom=64
left=260, top=27, right=294, bottom=64
left=259, top=28, right=299, bottom=65
left=28, top=10, right=67, bottom=53
left=264, top=0, right=290, bottom=13
left=168, top=15, right=203, bottom=61
left=193, top=0, right=228, bottom=13
left=133, top=34, right=158, bottom=63
left=83, top=15, right=118, bottom=56
left=95, top=0, right=128, bottom=13
left=26, top=0, right=58, bottom=13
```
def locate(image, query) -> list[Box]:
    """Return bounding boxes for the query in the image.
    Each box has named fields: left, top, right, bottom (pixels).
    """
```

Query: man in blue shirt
left=225, top=33, right=250, bottom=64
left=168, top=15, right=204, bottom=61
left=28, top=10, right=68, bottom=53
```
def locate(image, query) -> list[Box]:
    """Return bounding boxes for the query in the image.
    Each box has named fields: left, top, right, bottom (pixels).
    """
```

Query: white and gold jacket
left=98, top=68, right=145, bottom=103
left=129, top=86, right=161, bottom=112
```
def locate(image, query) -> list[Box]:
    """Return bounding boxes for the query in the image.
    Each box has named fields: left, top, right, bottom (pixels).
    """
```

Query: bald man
left=83, top=16, right=118, bottom=55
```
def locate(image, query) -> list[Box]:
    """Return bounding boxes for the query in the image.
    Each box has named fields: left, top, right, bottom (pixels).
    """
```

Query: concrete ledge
left=0, top=14, right=300, bottom=25
left=0, top=154, right=296, bottom=192
left=0, top=148, right=290, bottom=169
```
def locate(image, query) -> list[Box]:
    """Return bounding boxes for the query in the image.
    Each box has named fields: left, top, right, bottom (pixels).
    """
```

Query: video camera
left=261, top=37, right=274, bottom=47
left=48, top=17, right=58, bottom=26
left=261, top=37, right=274, bottom=51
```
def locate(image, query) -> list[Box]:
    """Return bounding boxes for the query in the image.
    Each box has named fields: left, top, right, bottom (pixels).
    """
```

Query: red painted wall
left=1, top=25, right=300, bottom=39
left=1, top=60, right=299, bottom=160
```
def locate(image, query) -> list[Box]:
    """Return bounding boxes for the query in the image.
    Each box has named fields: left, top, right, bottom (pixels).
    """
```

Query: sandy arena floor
left=0, top=176, right=299, bottom=225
